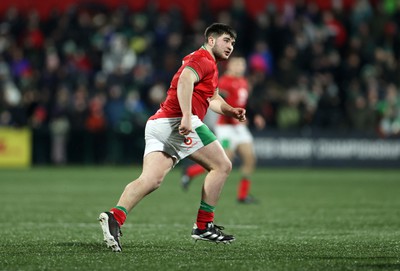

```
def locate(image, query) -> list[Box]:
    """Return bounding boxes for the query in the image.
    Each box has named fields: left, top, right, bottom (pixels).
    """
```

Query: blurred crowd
left=1, top=0, right=400, bottom=164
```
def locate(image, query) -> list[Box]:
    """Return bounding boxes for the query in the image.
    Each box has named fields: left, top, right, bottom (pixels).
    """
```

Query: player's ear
left=208, top=36, right=215, bottom=47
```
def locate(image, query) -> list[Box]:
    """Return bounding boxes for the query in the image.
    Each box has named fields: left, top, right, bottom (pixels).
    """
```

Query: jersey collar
left=201, top=45, right=217, bottom=63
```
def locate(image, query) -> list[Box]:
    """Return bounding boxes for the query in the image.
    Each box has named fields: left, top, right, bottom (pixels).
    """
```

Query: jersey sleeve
left=185, top=55, right=213, bottom=82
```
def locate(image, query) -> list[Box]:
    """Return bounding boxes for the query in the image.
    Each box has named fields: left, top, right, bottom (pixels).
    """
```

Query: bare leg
left=236, top=142, right=256, bottom=176
left=117, top=151, right=174, bottom=212
left=99, top=151, right=174, bottom=252
left=189, top=141, right=232, bottom=206
left=223, top=148, right=235, bottom=161
left=189, top=140, right=236, bottom=243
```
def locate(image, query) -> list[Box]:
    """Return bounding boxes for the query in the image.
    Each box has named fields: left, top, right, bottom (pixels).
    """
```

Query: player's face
left=212, top=34, right=235, bottom=61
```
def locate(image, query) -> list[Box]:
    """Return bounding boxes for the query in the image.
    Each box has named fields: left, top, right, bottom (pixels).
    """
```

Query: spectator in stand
left=49, top=85, right=70, bottom=165
left=377, top=83, right=400, bottom=137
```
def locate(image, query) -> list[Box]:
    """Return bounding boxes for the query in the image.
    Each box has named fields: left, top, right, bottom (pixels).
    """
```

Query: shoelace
left=213, top=224, right=225, bottom=230
left=212, top=224, right=226, bottom=235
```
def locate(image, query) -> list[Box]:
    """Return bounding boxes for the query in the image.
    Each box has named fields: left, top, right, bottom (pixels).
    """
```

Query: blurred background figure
left=181, top=56, right=265, bottom=203
left=49, top=85, right=70, bottom=165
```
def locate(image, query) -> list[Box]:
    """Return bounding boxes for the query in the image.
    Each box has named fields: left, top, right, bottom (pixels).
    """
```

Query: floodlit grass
left=0, top=167, right=399, bottom=270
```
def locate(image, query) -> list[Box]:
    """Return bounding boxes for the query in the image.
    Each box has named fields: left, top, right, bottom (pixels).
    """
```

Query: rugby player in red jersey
left=99, top=23, right=245, bottom=252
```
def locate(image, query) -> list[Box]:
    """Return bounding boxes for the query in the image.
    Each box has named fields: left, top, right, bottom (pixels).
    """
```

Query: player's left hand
left=231, top=108, right=246, bottom=122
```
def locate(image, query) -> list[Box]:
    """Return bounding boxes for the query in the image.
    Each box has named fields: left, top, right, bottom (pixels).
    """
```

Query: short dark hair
left=204, top=23, right=237, bottom=40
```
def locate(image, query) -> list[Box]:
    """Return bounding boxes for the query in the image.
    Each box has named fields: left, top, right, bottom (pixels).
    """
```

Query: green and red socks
left=110, top=206, right=128, bottom=226
left=196, top=200, right=215, bottom=230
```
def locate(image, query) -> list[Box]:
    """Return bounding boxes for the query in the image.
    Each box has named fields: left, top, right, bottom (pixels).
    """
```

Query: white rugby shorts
left=214, top=124, right=253, bottom=151
left=144, top=116, right=217, bottom=165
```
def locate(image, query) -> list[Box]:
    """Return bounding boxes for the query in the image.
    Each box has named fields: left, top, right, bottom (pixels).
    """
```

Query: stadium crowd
left=0, top=0, right=400, bottom=164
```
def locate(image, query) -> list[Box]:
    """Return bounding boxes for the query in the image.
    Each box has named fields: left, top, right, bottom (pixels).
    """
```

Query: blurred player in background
left=181, top=56, right=265, bottom=203
left=99, top=23, right=246, bottom=252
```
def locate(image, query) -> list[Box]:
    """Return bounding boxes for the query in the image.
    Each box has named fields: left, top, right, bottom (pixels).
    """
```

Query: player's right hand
left=179, top=115, right=193, bottom=135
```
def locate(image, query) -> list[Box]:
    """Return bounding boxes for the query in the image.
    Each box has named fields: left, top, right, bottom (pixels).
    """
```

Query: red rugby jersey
left=150, top=47, right=218, bottom=121
left=217, top=75, right=249, bottom=125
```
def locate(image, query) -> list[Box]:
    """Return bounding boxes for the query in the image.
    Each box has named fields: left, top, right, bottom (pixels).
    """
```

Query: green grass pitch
left=0, top=167, right=399, bottom=270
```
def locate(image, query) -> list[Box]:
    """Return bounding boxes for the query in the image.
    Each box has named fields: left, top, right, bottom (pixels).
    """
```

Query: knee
left=152, top=177, right=163, bottom=190
left=145, top=175, right=164, bottom=191
left=220, top=159, right=232, bottom=176
left=128, top=174, right=164, bottom=192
